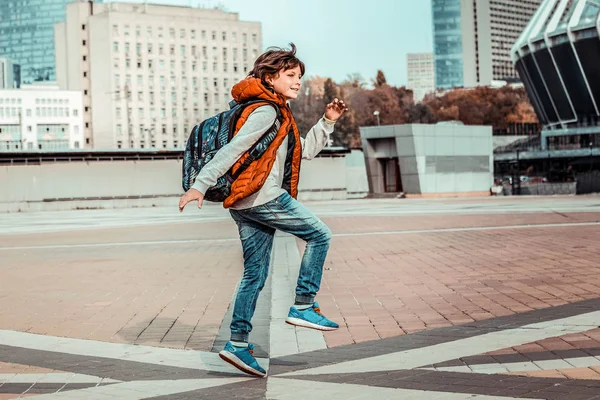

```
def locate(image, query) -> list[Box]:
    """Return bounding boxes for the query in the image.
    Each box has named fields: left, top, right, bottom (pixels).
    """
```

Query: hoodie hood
left=231, top=77, right=289, bottom=108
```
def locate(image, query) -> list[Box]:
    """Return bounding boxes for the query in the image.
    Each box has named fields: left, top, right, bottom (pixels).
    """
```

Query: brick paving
left=313, top=214, right=600, bottom=348
left=0, top=219, right=242, bottom=352
left=1, top=197, right=600, bottom=398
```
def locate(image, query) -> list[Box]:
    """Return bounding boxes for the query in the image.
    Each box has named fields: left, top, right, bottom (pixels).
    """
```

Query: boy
left=179, top=44, right=348, bottom=377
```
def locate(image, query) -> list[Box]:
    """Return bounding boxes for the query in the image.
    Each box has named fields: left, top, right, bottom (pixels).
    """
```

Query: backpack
left=182, top=100, right=282, bottom=202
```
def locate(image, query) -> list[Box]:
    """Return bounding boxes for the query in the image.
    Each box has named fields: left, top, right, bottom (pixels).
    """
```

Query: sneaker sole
left=219, top=350, right=267, bottom=378
left=285, top=317, right=339, bottom=331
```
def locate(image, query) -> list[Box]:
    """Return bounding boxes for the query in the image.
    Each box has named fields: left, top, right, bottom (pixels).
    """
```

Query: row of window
left=114, top=75, right=233, bottom=90
left=0, top=107, right=79, bottom=118
left=0, top=125, right=79, bottom=134
left=113, top=57, right=249, bottom=75
left=115, top=105, right=224, bottom=120
left=0, top=98, right=72, bottom=105
left=111, top=42, right=257, bottom=62
left=112, top=24, right=258, bottom=44
left=116, top=140, right=180, bottom=149
left=0, top=140, right=79, bottom=151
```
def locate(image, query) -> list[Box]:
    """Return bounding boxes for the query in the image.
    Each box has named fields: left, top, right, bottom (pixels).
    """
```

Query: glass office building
left=431, top=0, right=464, bottom=89
left=0, top=0, right=102, bottom=84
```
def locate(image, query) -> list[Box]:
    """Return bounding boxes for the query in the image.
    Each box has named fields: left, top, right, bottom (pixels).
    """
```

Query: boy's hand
left=179, top=188, right=204, bottom=212
left=324, top=98, right=349, bottom=121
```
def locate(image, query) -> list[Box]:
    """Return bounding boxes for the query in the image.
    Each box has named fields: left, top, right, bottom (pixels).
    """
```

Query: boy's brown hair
left=248, top=43, right=305, bottom=83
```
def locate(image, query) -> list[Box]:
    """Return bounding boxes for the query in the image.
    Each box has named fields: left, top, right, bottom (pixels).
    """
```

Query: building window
left=73, top=109, right=79, bottom=117
left=83, top=55, right=87, bottom=61
left=84, top=90, right=88, bottom=95
left=85, top=106, right=89, bottom=113
left=212, top=31, right=216, bottom=40
left=222, top=31, right=226, bottom=41
left=113, top=42, right=119, bottom=52
left=180, top=29, right=185, bottom=39
left=180, top=45, right=186, bottom=56
left=82, top=40, right=86, bottom=46
left=191, top=29, right=196, bottom=39
left=83, top=71, right=87, bottom=78
left=113, top=24, right=119, bottom=36
left=118, top=141, right=122, bottom=149
left=82, top=24, right=86, bottom=31
left=170, top=28, right=175, bottom=39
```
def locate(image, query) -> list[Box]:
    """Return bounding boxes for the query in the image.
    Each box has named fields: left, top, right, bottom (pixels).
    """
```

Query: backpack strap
left=228, top=100, right=282, bottom=181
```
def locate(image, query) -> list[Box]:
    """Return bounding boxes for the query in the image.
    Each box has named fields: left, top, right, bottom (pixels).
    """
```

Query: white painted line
left=269, top=234, right=327, bottom=358
left=332, top=221, right=600, bottom=238
left=430, top=356, right=600, bottom=375
left=9, top=221, right=599, bottom=252
left=0, top=373, right=120, bottom=384
left=267, top=378, right=544, bottom=400
left=0, top=330, right=268, bottom=375
left=0, top=237, right=239, bottom=251
left=279, top=311, right=600, bottom=376
left=28, top=378, right=254, bottom=399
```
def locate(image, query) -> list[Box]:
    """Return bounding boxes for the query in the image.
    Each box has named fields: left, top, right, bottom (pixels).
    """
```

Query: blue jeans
left=228, top=192, right=332, bottom=343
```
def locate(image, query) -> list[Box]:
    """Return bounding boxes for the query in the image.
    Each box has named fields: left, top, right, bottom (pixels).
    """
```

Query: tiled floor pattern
left=2, top=197, right=600, bottom=398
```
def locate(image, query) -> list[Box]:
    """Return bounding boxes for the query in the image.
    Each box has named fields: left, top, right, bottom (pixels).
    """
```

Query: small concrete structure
left=360, top=123, right=493, bottom=197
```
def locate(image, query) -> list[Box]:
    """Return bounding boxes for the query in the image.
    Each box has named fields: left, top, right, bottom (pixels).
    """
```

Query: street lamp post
left=373, top=110, right=380, bottom=126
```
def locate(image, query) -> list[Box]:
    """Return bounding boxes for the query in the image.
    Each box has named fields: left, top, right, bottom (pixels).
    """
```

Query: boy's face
left=267, top=66, right=303, bottom=100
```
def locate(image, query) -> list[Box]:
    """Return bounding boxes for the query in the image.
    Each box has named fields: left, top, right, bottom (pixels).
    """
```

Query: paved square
left=1, top=196, right=600, bottom=398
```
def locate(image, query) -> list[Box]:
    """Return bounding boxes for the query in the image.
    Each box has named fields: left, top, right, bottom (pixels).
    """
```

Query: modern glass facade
left=0, top=0, right=102, bottom=84
left=432, top=0, right=464, bottom=89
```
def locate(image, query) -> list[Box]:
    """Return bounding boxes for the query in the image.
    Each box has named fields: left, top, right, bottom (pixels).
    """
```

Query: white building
left=406, top=53, right=434, bottom=102
left=0, top=83, right=84, bottom=152
left=432, top=0, right=542, bottom=89
left=55, top=1, right=262, bottom=150
left=0, top=57, right=21, bottom=89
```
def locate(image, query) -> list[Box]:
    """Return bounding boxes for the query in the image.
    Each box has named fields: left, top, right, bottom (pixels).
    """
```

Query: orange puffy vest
left=223, top=78, right=302, bottom=208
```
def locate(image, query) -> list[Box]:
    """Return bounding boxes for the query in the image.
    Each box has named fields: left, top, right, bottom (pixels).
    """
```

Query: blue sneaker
left=219, top=342, right=266, bottom=377
left=285, top=302, right=339, bottom=331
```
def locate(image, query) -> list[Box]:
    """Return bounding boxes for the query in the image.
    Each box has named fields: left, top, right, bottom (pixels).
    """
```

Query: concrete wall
left=412, top=124, right=493, bottom=194
left=0, top=153, right=366, bottom=213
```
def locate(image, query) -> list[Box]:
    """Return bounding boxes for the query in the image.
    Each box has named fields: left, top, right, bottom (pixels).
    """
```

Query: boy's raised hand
left=179, top=188, right=204, bottom=212
left=324, top=98, right=349, bottom=121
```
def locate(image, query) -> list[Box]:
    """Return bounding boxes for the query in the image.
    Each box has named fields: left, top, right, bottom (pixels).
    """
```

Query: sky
left=106, top=0, right=434, bottom=86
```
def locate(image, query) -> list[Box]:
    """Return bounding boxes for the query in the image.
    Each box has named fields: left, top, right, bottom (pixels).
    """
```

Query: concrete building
left=55, top=1, right=261, bottom=150
left=432, top=0, right=542, bottom=89
left=0, top=0, right=104, bottom=84
left=0, top=58, right=21, bottom=89
left=360, top=123, right=493, bottom=196
left=406, top=53, right=435, bottom=102
left=0, top=84, right=84, bottom=152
